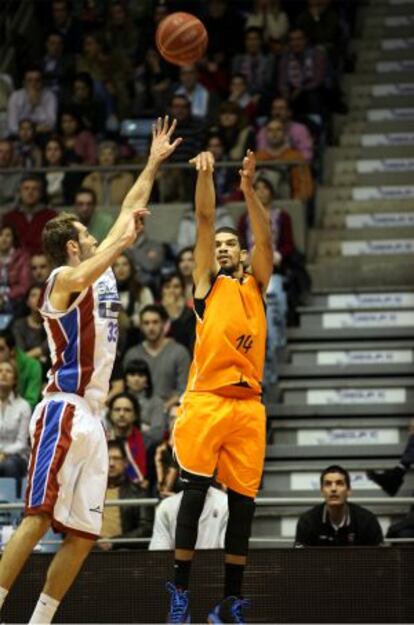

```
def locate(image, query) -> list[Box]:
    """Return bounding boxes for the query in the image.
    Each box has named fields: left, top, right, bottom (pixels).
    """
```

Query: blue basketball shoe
left=166, top=582, right=191, bottom=624
left=208, top=596, right=250, bottom=623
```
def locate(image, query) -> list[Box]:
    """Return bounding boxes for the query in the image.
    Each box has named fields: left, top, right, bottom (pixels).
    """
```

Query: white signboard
left=322, top=311, right=414, bottom=328
left=327, top=293, right=414, bottom=308
left=356, top=159, right=414, bottom=173
left=376, top=61, right=414, bottom=73
left=306, top=388, right=407, bottom=405
left=317, top=350, right=413, bottom=366
left=384, top=16, right=414, bottom=26
left=345, top=213, right=414, bottom=228
left=281, top=518, right=298, bottom=538
left=290, top=472, right=381, bottom=491
left=360, top=133, right=414, bottom=146
left=367, top=108, right=414, bottom=121
left=382, top=38, right=414, bottom=50
left=353, top=186, right=414, bottom=200
left=297, top=429, right=399, bottom=446
left=341, top=240, right=414, bottom=256
left=372, top=83, right=414, bottom=96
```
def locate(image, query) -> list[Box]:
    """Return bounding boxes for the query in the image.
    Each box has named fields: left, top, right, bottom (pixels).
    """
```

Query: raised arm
left=240, top=150, right=273, bottom=292
left=121, top=115, right=182, bottom=214
left=191, top=151, right=219, bottom=297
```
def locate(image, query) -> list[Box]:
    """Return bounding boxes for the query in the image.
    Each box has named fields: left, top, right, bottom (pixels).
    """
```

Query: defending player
left=167, top=150, right=273, bottom=624
left=0, top=116, right=180, bottom=624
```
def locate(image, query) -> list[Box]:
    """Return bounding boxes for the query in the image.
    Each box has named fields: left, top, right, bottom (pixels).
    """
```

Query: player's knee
left=176, top=472, right=212, bottom=550
left=225, top=489, right=255, bottom=556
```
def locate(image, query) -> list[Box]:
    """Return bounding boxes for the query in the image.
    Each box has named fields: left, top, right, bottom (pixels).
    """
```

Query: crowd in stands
left=2, top=0, right=403, bottom=549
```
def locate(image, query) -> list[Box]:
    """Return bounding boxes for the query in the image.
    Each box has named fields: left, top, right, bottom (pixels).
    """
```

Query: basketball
left=155, top=12, right=208, bottom=67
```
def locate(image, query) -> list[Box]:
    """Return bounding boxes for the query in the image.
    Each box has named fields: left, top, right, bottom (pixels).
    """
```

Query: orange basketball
left=156, top=12, right=208, bottom=67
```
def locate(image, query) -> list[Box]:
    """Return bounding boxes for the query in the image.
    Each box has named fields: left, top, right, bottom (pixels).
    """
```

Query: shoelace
left=166, top=583, right=189, bottom=623
left=231, top=598, right=250, bottom=624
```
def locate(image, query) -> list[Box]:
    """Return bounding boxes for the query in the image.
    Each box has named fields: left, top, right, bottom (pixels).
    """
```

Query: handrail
left=1, top=496, right=413, bottom=511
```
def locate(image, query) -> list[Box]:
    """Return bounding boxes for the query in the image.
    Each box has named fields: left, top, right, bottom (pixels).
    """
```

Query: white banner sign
left=376, top=61, right=414, bottom=73
left=384, top=16, right=414, bottom=26
left=345, top=213, right=414, bottom=228
left=360, top=133, right=414, bottom=146
left=322, top=311, right=414, bottom=328
left=356, top=158, right=414, bottom=173
left=341, top=240, right=414, bottom=256
left=290, top=472, right=381, bottom=491
left=297, top=429, right=399, bottom=446
left=327, top=293, right=414, bottom=308
left=367, top=108, right=414, bottom=121
left=382, top=38, right=414, bottom=50
left=353, top=186, right=414, bottom=200
left=372, top=83, right=414, bottom=96
left=306, top=388, right=406, bottom=405
left=317, top=349, right=413, bottom=366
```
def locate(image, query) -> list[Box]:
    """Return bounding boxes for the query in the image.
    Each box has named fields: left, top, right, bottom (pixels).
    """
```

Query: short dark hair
left=42, top=211, right=79, bottom=267
left=215, top=226, right=241, bottom=245
left=139, top=303, right=169, bottom=322
left=160, top=272, right=185, bottom=293
left=108, top=438, right=127, bottom=460
left=0, top=224, right=20, bottom=248
left=75, top=187, right=97, bottom=204
left=107, top=391, right=141, bottom=428
left=320, top=465, right=351, bottom=489
left=123, top=359, right=153, bottom=398
left=176, top=246, right=194, bottom=263
left=20, top=173, right=43, bottom=188
left=0, top=328, right=15, bottom=350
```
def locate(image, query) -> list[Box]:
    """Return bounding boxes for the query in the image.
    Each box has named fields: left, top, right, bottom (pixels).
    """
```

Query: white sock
left=0, top=586, right=8, bottom=610
left=29, top=593, right=60, bottom=624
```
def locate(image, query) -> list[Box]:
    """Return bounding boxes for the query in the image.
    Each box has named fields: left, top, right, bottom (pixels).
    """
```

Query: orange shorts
left=173, top=390, right=266, bottom=498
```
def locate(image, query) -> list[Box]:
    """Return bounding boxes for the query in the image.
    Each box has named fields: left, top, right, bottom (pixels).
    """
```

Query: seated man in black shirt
left=294, top=465, right=383, bottom=547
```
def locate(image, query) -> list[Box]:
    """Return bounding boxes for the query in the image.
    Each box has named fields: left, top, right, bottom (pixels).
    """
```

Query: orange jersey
left=186, top=271, right=266, bottom=396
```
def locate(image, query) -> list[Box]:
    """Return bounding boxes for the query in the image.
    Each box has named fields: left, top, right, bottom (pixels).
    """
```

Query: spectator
left=367, top=431, right=414, bottom=497
left=231, top=27, right=272, bottom=98
left=256, top=97, right=314, bottom=160
left=297, top=0, right=342, bottom=54
left=46, top=0, right=83, bottom=54
left=0, top=225, right=31, bottom=316
left=39, top=31, right=75, bottom=97
left=386, top=509, right=414, bottom=540
left=127, top=226, right=166, bottom=292
left=255, top=119, right=314, bottom=201
left=174, top=65, right=219, bottom=122
left=214, top=101, right=256, bottom=162
left=0, top=328, right=42, bottom=409
left=133, top=48, right=173, bottom=116
left=245, top=0, right=289, bottom=44
left=107, top=392, right=147, bottom=485
left=82, top=141, right=134, bottom=208
left=123, top=359, right=166, bottom=448
left=123, top=304, right=190, bottom=410
left=2, top=175, right=57, bottom=255
left=65, top=72, right=107, bottom=135
left=295, top=465, right=384, bottom=546
left=176, top=246, right=195, bottom=306
left=12, top=120, right=42, bottom=169
left=73, top=187, right=114, bottom=244
left=278, top=28, right=327, bottom=118
left=204, top=0, right=245, bottom=60
left=0, top=139, right=21, bottom=210
left=104, top=1, right=139, bottom=60
left=12, top=285, right=48, bottom=365
left=159, top=273, right=195, bottom=354
left=58, top=108, right=97, bottom=165
left=176, top=199, right=235, bottom=253
left=0, top=361, right=31, bottom=480
left=42, top=136, right=82, bottom=207
left=98, top=439, right=153, bottom=550
left=206, top=133, right=241, bottom=203
left=149, top=484, right=228, bottom=550
left=6, top=66, right=57, bottom=137
left=113, top=252, right=154, bottom=329
left=228, top=74, right=257, bottom=123
left=30, top=253, right=51, bottom=287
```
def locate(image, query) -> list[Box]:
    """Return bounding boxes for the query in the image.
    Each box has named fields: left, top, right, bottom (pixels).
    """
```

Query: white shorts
left=25, top=393, right=108, bottom=540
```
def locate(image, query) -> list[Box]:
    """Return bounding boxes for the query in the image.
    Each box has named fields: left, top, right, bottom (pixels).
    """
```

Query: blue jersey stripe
left=57, top=308, right=80, bottom=393
left=30, top=401, right=65, bottom=507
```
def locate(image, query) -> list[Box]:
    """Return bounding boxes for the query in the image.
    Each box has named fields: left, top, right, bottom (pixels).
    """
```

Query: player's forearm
left=195, top=171, right=216, bottom=222
left=121, top=158, right=159, bottom=213
left=243, top=187, right=272, bottom=247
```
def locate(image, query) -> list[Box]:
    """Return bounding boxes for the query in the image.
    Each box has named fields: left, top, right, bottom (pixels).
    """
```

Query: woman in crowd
left=0, top=225, right=31, bottom=316
left=12, top=285, right=48, bottom=372
left=176, top=247, right=195, bottom=307
left=42, top=136, right=82, bottom=206
left=58, top=108, right=97, bottom=165
left=214, top=101, right=256, bottom=161
left=107, top=392, right=147, bottom=488
left=159, top=273, right=195, bottom=354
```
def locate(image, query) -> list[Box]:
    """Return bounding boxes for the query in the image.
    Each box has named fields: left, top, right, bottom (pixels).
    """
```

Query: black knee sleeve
left=175, top=471, right=212, bottom=550
left=225, top=489, right=255, bottom=556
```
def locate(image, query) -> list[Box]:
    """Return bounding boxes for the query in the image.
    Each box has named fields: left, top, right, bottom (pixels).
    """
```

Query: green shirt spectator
left=0, top=329, right=42, bottom=409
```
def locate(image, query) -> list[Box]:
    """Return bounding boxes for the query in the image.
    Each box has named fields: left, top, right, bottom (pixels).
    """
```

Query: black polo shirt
left=294, top=502, right=384, bottom=546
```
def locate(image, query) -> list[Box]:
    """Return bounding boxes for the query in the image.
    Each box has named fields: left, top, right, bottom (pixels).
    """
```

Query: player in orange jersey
left=166, top=150, right=273, bottom=624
